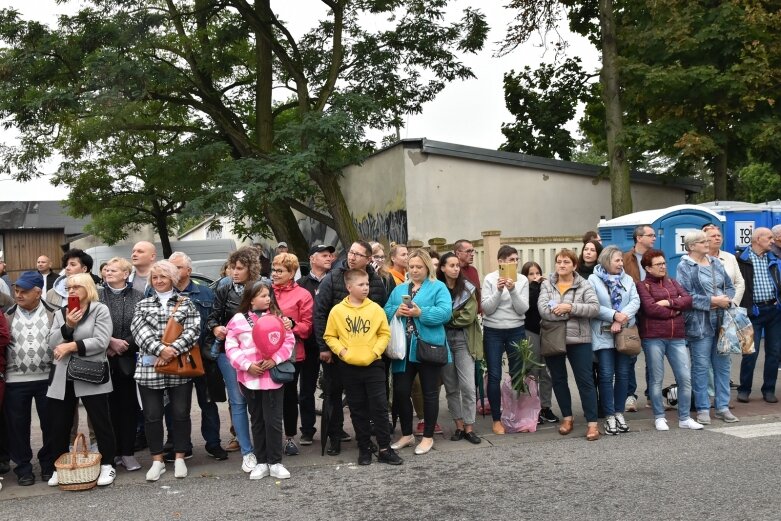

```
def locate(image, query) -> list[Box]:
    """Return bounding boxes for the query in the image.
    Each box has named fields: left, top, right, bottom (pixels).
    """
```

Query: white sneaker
left=122, top=456, right=141, bottom=471
left=145, top=461, right=166, bottom=482
left=679, top=418, right=704, bottom=430
left=268, top=463, right=290, bottom=479
left=241, top=453, right=258, bottom=473
left=47, top=471, right=59, bottom=487
left=249, top=463, right=269, bottom=480
left=655, top=418, right=670, bottom=431
left=625, top=396, right=638, bottom=412
left=174, top=458, right=187, bottom=478
left=97, top=465, right=116, bottom=486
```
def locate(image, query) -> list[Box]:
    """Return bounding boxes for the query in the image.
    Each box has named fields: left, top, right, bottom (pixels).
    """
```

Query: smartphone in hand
left=67, top=295, right=80, bottom=313
left=402, top=295, right=412, bottom=308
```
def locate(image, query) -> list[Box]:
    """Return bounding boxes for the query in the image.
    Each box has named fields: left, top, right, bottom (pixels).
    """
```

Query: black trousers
left=282, top=362, right=302, bottom=437
left=393, top=360, right=442, bottom=438
left=109, top=369, right=139, bottom=457
left=4, top=381, right=54, bottom=477
left=298, top=342, right=320, bottom=437
left=49, top=382, right=116, bottom=466
left=341, top=361, right=391, bottom=451
left=321, top=357, right=344, bottom=439
left=242, top=384, right=283, bottom=465
left=138, top=382, right=192, bottom=456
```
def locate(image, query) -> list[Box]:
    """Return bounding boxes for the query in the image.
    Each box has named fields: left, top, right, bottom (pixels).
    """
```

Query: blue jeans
left=689, top=336, right=731, bottom=411
left=738, top=304, right=781, bottom=396
left=217, top=353, right=253, bottom=455
left=545, top=343, right=599, bottom=422
left=483, top=326, right=524, bottom=421
left=595, top=348, right=632, bottom=416
left=642, top=339, right=693, bottom=420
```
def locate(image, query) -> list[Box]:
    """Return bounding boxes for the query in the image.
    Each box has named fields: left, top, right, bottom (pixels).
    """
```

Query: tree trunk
left=265, top=205, right=308, bottom=257
left=311, top=168, right=359, bottom=247
left=599, top=0, right=632, bottom=217
left=713, top=150, right=728, bottom=200
left=152, top=203, right=173, bottom=258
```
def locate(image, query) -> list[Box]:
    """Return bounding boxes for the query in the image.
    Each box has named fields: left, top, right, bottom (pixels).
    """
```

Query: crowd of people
left=0, top=222, right=779, bottom=489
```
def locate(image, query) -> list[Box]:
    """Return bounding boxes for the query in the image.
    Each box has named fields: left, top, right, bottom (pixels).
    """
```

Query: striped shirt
left=131, top=293, right=200, bottom=389
left=749, top=249, right=775, bottom=302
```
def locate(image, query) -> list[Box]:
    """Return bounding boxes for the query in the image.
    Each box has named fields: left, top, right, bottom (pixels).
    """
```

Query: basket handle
left=70, top=432, right=89, bottom=470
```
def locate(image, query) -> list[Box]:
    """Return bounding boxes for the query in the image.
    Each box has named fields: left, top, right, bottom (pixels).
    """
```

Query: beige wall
left=341, top=145, right=406, bottom=221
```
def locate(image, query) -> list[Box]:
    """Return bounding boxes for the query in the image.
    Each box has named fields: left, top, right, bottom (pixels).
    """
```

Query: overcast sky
left=0, top=1, right=599, bottom=201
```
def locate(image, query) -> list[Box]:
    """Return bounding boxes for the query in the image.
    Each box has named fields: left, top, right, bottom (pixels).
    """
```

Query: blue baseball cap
left=14, top=271, right=44, bottom=290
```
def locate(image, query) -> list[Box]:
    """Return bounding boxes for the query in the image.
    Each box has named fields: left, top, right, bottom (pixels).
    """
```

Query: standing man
left=454, top=239, right=482, bottom=312
left=770, top=224, right=781, bottom=258
left=297, top=244, right=335, bottom=446
left=129, top=241, right=156, bottom=293
left=4, top=272, right=56, bottom=486
left=36, top=255, right=58, bottom=295
left=314, top=241, right=389, bottom=455
left=46, top=249, right=95, bottom=307
left=736, top=227, right=781, bottom=403
left=622, top=224, right=656, bottom=411
left=166, top=252, right=228, bottom=461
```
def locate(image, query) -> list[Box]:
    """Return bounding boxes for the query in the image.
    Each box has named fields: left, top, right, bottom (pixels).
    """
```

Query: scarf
left=233, top=282, right=245, bottom=297
left=597, top=268, right=624, bottom=311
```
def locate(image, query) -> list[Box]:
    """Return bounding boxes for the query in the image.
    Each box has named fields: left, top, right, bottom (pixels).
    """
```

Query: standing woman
left=47, top=273, right=116, bottom=487
left=385, top=249, right=451, bottom=455
left=538, top=249, right=601, bottom=440
left=436, top=252, right=482, bottom=444
left=206, top=247, right=261, bottom=473
left=388, top=243, right=409, bottom=285
left=99, top=257, right=145, bottom=471
left=587, top=246, right=640, bottom=435
left=371, top=242, right=396, bottom=297
left=578, top=240, right=603, bottom=279
left=520, top=262, right=557, bottom=424
left=270, top=253, right=313, bottom=457
left=481, top=246, right=530, bottom=435
left=132, top=261, right=201, bottom=481
left=676, top=231, right=736, bottom=425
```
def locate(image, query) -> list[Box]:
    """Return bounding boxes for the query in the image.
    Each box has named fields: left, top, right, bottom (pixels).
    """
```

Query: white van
left=86, top=239, right=236, bottom=281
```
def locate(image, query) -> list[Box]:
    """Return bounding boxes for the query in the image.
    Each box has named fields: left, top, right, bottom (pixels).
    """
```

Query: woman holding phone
left=47, top=273, right=117, bottom=487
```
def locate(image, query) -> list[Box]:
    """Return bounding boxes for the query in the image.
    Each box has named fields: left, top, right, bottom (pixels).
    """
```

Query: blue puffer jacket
left=676, top=255, right=735, bottom=340
left=588, top=265, right=640, bottom=351
left=384, top=278, right=452, bottom=373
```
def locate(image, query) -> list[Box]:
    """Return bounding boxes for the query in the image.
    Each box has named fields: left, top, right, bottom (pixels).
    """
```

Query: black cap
left=309, top=244, right=336, bottom=256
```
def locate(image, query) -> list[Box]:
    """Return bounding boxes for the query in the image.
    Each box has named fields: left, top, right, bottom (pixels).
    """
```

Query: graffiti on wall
left=355, top=209, right=408, bottom=245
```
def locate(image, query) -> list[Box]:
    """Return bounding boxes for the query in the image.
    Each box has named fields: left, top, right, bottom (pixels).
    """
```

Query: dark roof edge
left=365, top=138, right=701, bottom=192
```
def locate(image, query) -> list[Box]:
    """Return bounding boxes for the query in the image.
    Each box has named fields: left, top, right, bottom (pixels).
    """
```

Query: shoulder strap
left=244, top=312, right=255, bottom=327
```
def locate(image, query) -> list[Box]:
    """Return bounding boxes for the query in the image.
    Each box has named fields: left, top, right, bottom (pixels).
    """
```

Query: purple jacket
left=636, top=274, right=692, bottom=339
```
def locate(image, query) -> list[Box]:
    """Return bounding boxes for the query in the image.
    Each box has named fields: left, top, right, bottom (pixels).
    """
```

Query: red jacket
left=636, top=274, right=693, bottom=339
left=272, top=282, right=313, bottom=362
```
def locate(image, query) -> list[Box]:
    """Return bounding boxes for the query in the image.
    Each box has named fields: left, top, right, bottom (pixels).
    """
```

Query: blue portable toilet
left=598, top=204, right=726, bottom=275
left=699, top=201, right=771, bottom=254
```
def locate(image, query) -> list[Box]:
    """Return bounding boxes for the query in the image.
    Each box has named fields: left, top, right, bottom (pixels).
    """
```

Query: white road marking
left=710, top=422, right=781, bottom=438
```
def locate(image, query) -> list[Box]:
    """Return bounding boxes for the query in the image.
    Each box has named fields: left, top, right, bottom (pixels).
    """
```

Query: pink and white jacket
left=225, top=312, right=295, bottom=390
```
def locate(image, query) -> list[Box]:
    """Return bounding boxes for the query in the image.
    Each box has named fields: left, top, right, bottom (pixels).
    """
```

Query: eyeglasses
left=372, top=255, right=385, bottom=260
left=66, top=285, right=84, bottom=292
left=458, top=249, right=475, bottom=254
left=271, top=268, right=288, bottom=274
left=347, top=250, right=368, bottom=258
left=650, top=262, right=667, bottom=268
left=642, top=234, right=657, bottom=238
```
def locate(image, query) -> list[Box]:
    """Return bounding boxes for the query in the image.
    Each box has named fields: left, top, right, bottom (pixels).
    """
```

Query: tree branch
left=284, top=198, right=335, bottom=228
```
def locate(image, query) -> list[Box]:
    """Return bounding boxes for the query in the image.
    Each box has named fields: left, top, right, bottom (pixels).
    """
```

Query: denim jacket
left=676, top=255, right=735, bottom=340
left=587, top=266, right=640, bottom=351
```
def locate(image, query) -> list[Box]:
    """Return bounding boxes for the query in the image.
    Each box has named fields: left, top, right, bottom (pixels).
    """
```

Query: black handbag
left=67, top=357, right=110, bottom=385
left=410, top=316, right=448, bottom=366
left=270, top=361, right=296, bottom=384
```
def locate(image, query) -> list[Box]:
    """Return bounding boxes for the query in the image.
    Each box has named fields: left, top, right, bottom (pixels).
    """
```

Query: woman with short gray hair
left=676, top=230, right=736, bottom=425
left=588, top=246, right=640, bottom=435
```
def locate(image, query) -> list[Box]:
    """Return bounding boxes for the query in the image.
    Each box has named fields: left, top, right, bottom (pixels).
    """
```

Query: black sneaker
left=450, top=429, right=464, bottom=441
left=377, top=448, right=403, bottom=465
left=339, top=430, right=352, bottom=442
left=300, top=433, right=314, bottom=446
left=540, top=408, right=560, bottom=423
left=164, top=449, right=193, bottom=462
left=0, top=460, right=10, bottom=474
left=463, top=431, right=482, bottom=445
left=18, top=474, right=35, bottom=486
left=205, top=445, right=229, bottom=461
left=358, top=450, right=372, bottom=466
left=326, top=438, right=341, bottom=456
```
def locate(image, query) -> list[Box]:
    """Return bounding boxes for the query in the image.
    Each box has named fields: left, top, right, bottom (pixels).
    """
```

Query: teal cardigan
left=384, top=278, right=453, bottom=373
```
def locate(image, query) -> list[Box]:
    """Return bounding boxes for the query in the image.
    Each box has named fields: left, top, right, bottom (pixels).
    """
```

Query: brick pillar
left=428, top=238, right=446, bottom=252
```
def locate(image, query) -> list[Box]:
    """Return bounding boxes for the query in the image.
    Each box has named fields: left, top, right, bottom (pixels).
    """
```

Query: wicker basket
left=54, top=433, right=102, bottom=491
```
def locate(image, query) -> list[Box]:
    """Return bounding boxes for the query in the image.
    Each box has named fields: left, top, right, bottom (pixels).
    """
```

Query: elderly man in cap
left=296, top=244, right=335, bottom=445
left=4, top=272, right=56, bottom=486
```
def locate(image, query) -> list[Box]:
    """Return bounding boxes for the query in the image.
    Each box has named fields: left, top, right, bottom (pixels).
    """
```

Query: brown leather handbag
left=155, top=298, right=205, bottom=378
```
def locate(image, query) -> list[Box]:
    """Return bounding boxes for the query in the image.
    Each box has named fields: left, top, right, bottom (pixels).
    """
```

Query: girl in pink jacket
left=226, top=281, right=295, bottom=480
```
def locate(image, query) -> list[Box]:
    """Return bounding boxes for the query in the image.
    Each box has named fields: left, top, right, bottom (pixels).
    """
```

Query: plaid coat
left=131, top=293, right=200, bottom=389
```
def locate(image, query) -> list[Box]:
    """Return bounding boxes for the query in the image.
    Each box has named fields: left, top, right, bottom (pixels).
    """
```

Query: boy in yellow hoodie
left=324, top=269, right=402, bottom=466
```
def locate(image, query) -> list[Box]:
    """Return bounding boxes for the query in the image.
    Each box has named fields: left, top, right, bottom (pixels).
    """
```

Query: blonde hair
left=67, top=273, right=99, bottom=302
left=371, top=242, right=391, bottom=279
left=106, top=256, right=132, bottom=275
left=150, top=260, right=180, bottom=286
left=273, top=252, right=299, bottom=274
left=408, top=249, right=437, bottom=281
